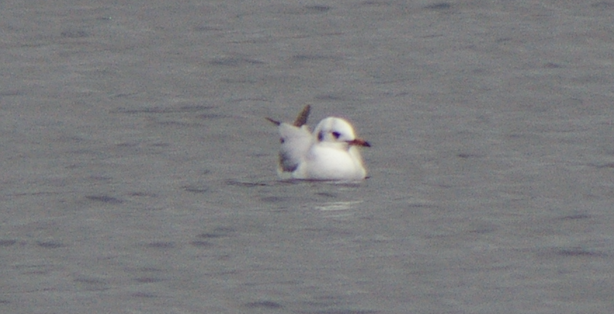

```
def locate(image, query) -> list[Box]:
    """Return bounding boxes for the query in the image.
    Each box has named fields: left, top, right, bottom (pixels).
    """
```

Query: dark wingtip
left=265, top=117, right=281, bottom=126
left=292, top=104, right=311, bottom=127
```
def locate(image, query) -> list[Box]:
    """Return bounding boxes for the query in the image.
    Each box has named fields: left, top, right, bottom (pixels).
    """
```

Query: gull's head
left=313, top=117, right=371, bottom=148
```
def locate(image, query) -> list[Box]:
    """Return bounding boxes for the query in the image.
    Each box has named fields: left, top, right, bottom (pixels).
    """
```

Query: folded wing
left=267, top=105, right=313, bottom=173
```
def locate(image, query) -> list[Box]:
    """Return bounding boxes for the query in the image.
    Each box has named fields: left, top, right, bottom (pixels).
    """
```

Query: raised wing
left=266, top=105, right=313, bottom=173
left=277, top=124, right=312, bottom=172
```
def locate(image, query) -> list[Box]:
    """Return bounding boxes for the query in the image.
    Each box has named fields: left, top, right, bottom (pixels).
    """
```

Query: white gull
left=266, top=105, right=370, bottom=181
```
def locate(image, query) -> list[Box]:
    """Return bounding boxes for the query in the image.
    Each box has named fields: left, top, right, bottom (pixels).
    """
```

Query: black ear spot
left=332, top=131, right=341, bottom=139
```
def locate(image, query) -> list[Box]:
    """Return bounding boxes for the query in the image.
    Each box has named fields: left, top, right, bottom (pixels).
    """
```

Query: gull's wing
left=277, top=124, right=312, bottom=172
left=292, top=104, right=310, bottom=127
left=267, top=105, right=313, bottom=173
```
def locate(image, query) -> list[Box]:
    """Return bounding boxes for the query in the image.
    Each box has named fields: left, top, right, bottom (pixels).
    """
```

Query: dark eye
left=332, top=131, right=341, bottom=139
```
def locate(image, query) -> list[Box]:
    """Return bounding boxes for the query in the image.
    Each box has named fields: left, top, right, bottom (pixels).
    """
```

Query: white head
left=313, top=117, right=370, bottom=148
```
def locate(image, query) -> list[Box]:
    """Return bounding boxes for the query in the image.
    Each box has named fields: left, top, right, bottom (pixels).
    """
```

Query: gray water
left=1, top=1, right=614, bottom=313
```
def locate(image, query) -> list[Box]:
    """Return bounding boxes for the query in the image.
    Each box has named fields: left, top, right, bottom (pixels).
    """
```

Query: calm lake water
left=1, top=1, right=613, bottom=313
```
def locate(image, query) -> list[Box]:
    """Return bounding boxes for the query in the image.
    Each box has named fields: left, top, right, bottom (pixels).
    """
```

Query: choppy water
left=1, top=1, right=614, bottom=313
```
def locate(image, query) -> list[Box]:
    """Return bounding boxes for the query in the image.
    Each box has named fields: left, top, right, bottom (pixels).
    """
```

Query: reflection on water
left=314, top=200, right=363, bottom=211
left=314, top=200, right=363, bottom=219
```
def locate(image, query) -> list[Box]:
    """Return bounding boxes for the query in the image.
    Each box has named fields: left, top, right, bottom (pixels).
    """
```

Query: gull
left=266, top=105, right=370, bottom=181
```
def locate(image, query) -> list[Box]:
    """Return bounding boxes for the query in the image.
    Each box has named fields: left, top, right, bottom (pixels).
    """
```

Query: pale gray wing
left=266, top=104, right=313, bottom=172
left=278, top=124, right=312, bottom=172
